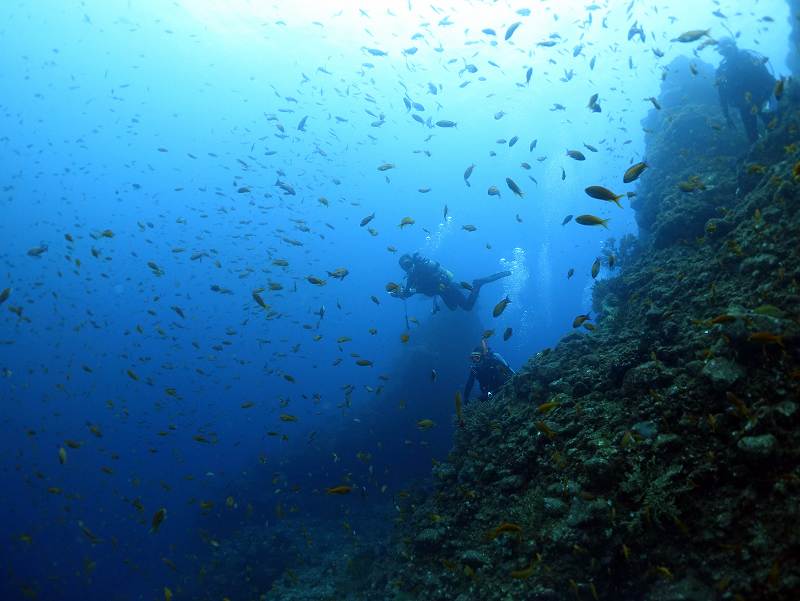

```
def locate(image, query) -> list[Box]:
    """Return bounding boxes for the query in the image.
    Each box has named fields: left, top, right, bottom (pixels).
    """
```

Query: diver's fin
left=473, top=270, right=512, bottom=288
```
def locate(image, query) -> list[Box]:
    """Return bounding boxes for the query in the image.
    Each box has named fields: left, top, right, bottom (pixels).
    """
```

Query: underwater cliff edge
left=260, top=64, right=800, bottom=601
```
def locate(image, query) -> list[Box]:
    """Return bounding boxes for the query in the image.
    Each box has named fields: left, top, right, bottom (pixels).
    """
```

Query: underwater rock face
left=634, top=56, right=743, bottom=244
left=262, top=64, right=800, bottom=601
left=701, top=357, right=745, bottom=389
left=306, top=75, right=800, bottom=601
left=737, top=434, right=778, bottom=457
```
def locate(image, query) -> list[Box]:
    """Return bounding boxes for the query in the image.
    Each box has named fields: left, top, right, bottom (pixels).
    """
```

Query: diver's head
left=399, top=254, right=414, bottom=272
left=716, top=37, right=738, bottom=60
left=470, top=345, right=486, bottom=364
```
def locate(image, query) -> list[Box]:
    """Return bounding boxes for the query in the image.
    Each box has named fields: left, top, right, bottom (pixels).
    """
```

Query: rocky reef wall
left=363, top=81, right=795, bottom=601
left=265, top=63, right=800, bottom=601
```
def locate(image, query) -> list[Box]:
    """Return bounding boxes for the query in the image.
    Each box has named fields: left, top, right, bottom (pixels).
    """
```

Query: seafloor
left=210, top=63, right=799, bottom=601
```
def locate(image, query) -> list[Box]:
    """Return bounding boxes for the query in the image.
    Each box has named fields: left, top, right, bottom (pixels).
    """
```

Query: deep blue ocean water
left=0, top=1, right=791, bottom=599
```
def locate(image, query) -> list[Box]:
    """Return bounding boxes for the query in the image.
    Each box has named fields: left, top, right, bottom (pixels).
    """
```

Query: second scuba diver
left=715, top=37, right=777, bottom=143
left=390, top=252, right=511, bottom=312
left=463, top=340, right=515, bottom=402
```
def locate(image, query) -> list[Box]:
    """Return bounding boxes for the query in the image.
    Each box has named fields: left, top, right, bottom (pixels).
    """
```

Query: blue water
left=0, top=1, right=791, bottom=599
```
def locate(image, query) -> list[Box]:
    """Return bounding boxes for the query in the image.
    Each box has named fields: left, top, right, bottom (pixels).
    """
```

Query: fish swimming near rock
left=585, top=186, right=624, bottom=208
left=623, top=162, right=648, bottom=183
left=572, top=314, right=591, bottom=328
left=575, top=214, right=610, bottom=229
left=645, top=96, right=661, bottom=110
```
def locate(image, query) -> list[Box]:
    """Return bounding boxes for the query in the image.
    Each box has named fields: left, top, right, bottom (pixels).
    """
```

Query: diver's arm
left=394, top=283, right=414, bottom=299
left=494, top=353, right=515, bottom=375
left=395, top=275, right=415, bottom=298
left=463, top=372, right=475, bottom=401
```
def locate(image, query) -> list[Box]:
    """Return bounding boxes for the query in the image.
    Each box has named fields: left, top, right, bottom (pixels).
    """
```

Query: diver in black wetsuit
left=716, top=37, right=776, bottom=143
left=391, top=252, right=511, bottom=311
left=463, top=342, right=514, bottom=402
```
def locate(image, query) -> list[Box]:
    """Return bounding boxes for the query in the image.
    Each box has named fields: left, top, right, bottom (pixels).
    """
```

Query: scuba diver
left=390, top=252, right=511, bottom=312
left=715, top=37, right=777, bottom=143
left=463, top=341, right=515, bottom=402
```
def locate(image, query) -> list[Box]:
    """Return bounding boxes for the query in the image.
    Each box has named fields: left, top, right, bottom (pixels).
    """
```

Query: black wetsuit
left=716, top=49, right=775, bottom=142
left=400, top=254, right=510, bottom=311
left=464, top=352, right=514, bottom=400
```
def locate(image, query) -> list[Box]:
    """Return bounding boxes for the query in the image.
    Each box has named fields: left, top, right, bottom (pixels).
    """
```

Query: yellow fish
left=537, top=401, right=560, bottom=413
left=150, top=507, right=167, bottom=533
left=623, top=161, right=648, bottom=183
left=572, top=314, right=591, bottom=328
left=575, top=214, right=609, bottom=229
left=252, top=291, right=268, bottom=309
left=585, top=186, right=624, bottom=208
left=492, top=296, right=511, bottom=317
left=591, top=258, right=601, bottom=279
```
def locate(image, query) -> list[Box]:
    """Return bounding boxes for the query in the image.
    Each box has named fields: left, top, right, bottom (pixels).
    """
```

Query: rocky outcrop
left=257, top=65, right=800, bottom=601
left=332, top=74, right=800, bottom=601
